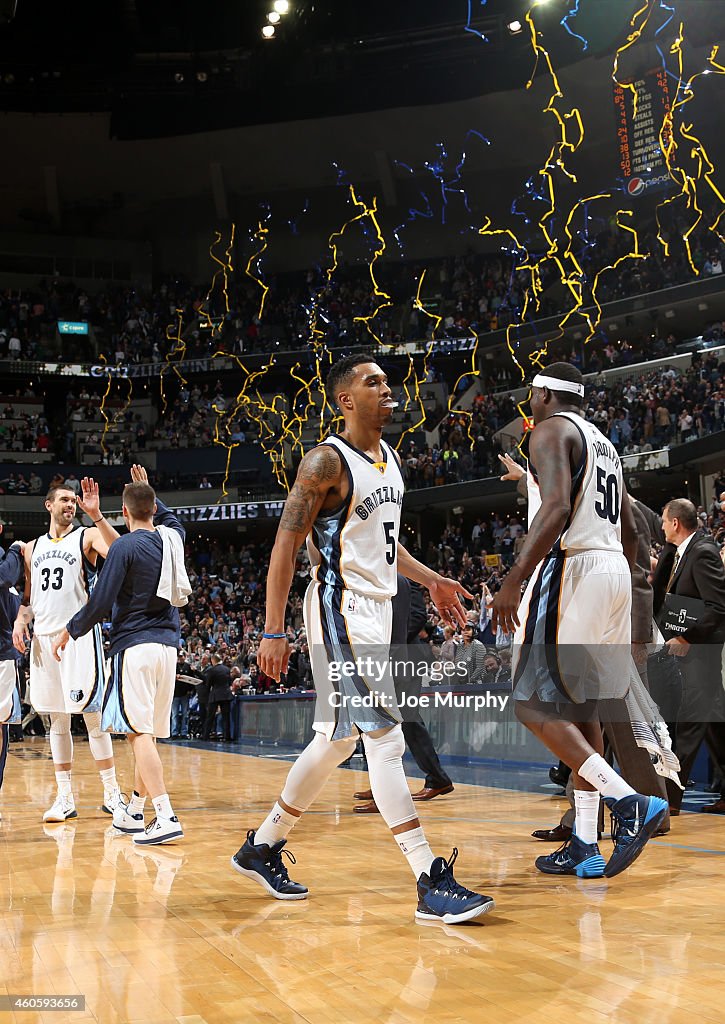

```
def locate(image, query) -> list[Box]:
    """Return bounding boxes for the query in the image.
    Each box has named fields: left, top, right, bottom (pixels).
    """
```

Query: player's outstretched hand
left=258, top=637, right=291, bottom=682
left=10, top=540, right=25, bottom=555
left=52, top=628, right=71, bottom=663
left=131, top=464, right=149, bottom=483
left=78, top=477, right=101, bottom=522
left=428, top=577, right=474, bottom=628
left=498, top=453, right=525, bottom=482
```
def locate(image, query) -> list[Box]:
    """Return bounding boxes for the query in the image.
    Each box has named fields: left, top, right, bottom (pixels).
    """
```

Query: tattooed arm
left=259, top=445, right=342, bottom=681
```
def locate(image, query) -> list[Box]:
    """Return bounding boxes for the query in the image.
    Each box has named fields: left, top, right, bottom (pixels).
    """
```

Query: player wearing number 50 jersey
left=230, top=353, right=494, bottom=924
left=492, top=363, right=667, bottom=880
left=13, top=480, right=124, bottom=823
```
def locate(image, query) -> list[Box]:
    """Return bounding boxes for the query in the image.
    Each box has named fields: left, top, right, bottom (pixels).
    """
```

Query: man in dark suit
left=353, top=575, right=454, bottom=813
left=653, top=498, right=725, bottom=813
left=202, top=653, right=233, bottom=742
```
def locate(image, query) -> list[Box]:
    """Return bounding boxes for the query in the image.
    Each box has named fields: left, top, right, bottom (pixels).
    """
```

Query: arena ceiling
left=0, top=2, right=721, bottom=252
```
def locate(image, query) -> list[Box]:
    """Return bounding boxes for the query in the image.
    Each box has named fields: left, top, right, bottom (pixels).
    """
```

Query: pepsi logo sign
left=627, top=177, right=645, bottom=196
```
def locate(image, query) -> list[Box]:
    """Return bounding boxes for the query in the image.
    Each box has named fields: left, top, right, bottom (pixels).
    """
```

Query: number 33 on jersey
left=31, top=527, right=99, bottom=634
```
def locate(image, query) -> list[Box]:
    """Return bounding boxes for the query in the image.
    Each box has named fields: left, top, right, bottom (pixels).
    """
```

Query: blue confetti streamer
left=464, top=0, right=489, bottom=43
left=560, top=0, right=588, bottom=52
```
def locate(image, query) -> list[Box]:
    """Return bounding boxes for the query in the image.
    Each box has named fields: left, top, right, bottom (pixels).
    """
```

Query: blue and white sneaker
left=535, top=833, right=605, bottom=878
left=415, top=849, right=494, bottom=925
left=604, top=794, right=668, bottom=877
left=231, top=830, right=308, bottom=901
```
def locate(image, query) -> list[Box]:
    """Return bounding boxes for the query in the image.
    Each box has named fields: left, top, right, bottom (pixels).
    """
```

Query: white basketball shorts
left=102, top=643, right=177, bottom=737
left=0, top=659, right=21, bottom=724
left=30, top=626, right=105, bottom=714
left=305, top=580, right=401, bottom=741
left=512, top=550, right=632, bottom=705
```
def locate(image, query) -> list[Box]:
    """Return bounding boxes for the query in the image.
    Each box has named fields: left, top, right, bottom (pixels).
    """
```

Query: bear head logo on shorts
left=70, top=689, right=84, bottom=703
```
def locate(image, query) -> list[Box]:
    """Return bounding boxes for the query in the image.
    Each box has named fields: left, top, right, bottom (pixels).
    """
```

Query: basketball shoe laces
left=268, top=845, right=297, bottom=884
left=432, top=848, right=471, bottom=900
left=247, top=831, right=297, bottom=883
left=610, top=807, right=637, bottom=848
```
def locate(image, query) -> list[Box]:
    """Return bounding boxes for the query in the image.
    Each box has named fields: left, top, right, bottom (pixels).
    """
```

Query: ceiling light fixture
left=273, top=0, right=290, bottom=14
left=267, top=11, right=281, bottom=23
left=262, top=24, right=275, bottom=38
left=507, top=19, right=523, bottom=34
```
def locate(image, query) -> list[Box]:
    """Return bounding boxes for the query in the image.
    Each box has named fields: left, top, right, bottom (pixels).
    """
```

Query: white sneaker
left=102, top=786, right=124, bottom=815
left=133, top=815, right=184, bottom=846
left=112, top=801, right=145, bottom=834
left=43, top=793, right=77, bottom=823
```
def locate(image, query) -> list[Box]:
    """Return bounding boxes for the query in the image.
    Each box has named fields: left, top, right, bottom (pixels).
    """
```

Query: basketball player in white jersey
left=231, top=353, right=494, bottom=923
left=492, top=363, right=668, bottom=878
left=13, top=479, right=123, bottom=822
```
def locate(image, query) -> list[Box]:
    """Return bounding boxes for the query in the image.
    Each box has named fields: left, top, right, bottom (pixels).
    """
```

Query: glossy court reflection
left=0, top=737, right=722, bottom=1024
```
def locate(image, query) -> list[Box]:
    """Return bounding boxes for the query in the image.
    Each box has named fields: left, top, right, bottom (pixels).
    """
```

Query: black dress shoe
left=531, top=823, right=604, bottom=842
left=531, top=823, right=572, bottom=842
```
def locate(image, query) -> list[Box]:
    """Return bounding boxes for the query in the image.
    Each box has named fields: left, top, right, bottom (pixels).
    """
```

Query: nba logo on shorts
left=70, top=689, right=84, bottom=703
left=346, top=594, right=357, bottom=614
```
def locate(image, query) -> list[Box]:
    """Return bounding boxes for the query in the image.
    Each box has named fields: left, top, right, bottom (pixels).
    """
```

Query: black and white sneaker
left=231, top=829, right=308, bottom=900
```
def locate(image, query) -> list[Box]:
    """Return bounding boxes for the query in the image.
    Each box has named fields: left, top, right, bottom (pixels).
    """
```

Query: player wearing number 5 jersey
left=230, top=353, right=494, bottom=924
left=13, top=481, right=124, bottom=823
left=492, top=363, right=667, bottom=879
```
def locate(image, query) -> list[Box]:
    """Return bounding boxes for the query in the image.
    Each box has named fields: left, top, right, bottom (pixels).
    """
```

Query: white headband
left=531, top=373, right=584, bottom=397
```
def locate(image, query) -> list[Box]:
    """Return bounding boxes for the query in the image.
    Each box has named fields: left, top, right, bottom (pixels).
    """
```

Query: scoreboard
left=613, top=67, right=673, bottom=198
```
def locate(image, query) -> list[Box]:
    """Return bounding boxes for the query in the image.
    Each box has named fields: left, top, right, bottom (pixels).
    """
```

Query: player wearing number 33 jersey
left=513, top=408, right=632, bottom=705
left=29, top=527, right=106, bottom=713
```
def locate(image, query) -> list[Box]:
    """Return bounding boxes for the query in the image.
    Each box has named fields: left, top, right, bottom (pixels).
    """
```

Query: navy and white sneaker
left=604, top=794, right=668, bottom=878
left=231, top=830, right=308, bottom=901
left=415, top=849, right=494, bottom=925
left=113, top=800, right=145, bottom=835
left=133, top=815, right=184, bottom=846
left=535, top=833, right=605, bottom=878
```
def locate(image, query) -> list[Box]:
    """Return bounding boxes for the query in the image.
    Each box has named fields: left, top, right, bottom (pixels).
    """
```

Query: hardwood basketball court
left=1, top=737, right=724, bottom=1024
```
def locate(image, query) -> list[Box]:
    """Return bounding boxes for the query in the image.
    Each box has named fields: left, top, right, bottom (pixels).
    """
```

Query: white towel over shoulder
left=156, top=525, right=192, bottom=607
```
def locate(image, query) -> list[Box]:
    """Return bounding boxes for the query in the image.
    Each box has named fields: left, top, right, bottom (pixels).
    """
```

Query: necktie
left=666, top=551, right=680, bottom=593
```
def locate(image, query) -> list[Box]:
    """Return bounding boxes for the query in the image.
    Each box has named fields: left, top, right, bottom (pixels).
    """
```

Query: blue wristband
left=263, top=633, right=287, bottom=640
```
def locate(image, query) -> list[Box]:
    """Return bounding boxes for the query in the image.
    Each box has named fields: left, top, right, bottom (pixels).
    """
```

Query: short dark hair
left=326, top=353, right=377, bottom=400
left=122, top=481, right=156, bottom=519
left=46, top=486, right=76, bottom=504
left=664, top=498, right=698, bottom=531
left=536, top=361, right=584, bottom=408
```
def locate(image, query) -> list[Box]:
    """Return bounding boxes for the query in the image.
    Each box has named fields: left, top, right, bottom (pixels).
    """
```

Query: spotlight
left=273, top=0, right=289, bottom=13
left=267, top=11, right=280, bottom=23
left=507, top=19, right=523, bottom=34
left=196, top=71, right=208, bottom=82
left=262, top=24, right=275, bottom=38
left=174, top=72, right=185, bottom=83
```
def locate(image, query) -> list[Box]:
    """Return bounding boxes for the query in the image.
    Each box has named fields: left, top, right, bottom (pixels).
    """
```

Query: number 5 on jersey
left=383, top=522, right=396, bottom=565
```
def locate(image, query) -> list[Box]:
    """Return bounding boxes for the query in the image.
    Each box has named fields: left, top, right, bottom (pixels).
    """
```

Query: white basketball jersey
left=307, top=435, right=404, bottom=599
left=526, top=411, right=623, bottom=554
left=31, top=527, right=96, bottom=634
